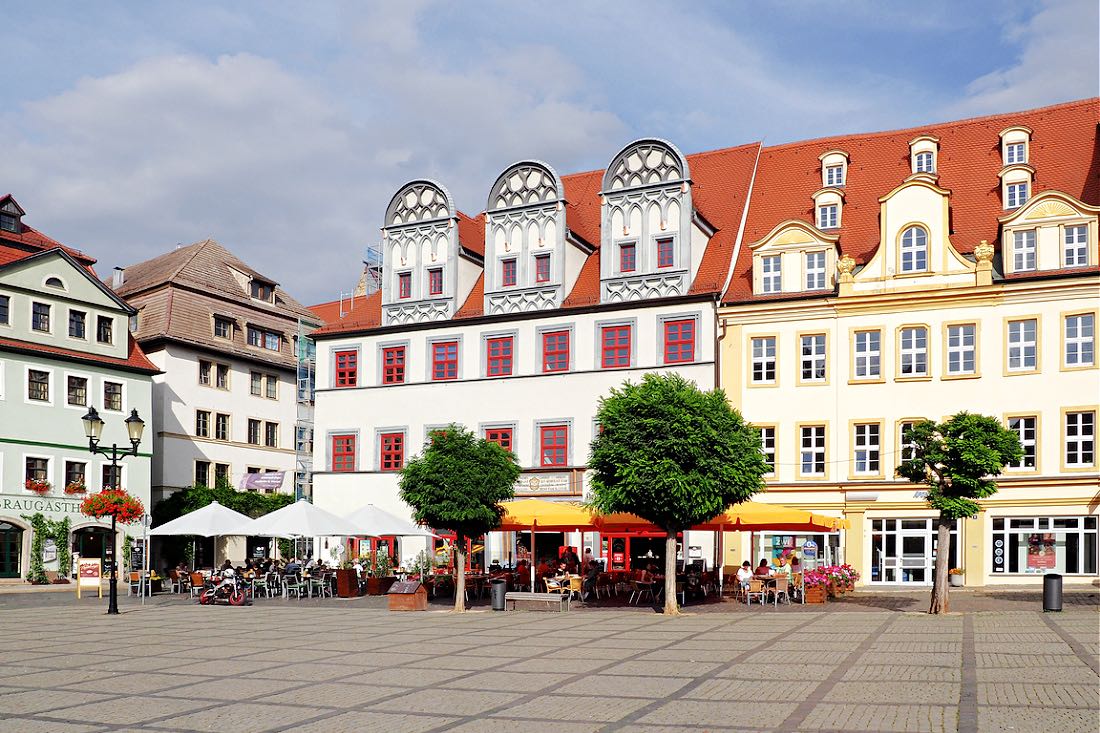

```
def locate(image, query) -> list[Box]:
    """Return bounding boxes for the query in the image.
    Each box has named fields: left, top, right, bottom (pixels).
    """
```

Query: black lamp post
left=81, top=406, right=145, bottom=615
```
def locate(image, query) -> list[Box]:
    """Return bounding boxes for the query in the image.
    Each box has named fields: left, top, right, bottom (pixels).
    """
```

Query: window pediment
left=999, top=191, right=1099, bottom=273
left=750, top=221, right=839, bottom=296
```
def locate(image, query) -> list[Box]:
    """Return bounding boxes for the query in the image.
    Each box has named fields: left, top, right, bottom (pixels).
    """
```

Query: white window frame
left=1065, top=314, right=1095, bottom=367
left=946, top=324, right=976, bottom=375
left=805, top=251, right=826, bottom=290
left=1012, top=230, right=1036, bottom=272
left=1064, top=225, right=1089, bottom=267
left=1007, top=319, right=1037, bottom=372
left=761, top=255, right=781, bottom=293
left=1006, top=182, right=1028, bottom=209
left=817, top=204, right=838, bottom=230
left=751, top=336, right=776, bottom=384
left=900, top=327, right=928, bottom=377
left=1065, top=411, right=1095, bottom=468
left=900, top=227, right=928, bottom=273
left=853, top=331, right=881, bottom=379
left=825, top=165, right=844, bottom=187
left=853, top=423, right=880, bottom=475
left=1007, top=416, right=1037, bottom=470
left=899, top=421, right=919, bottom=462
left=1005, top=142, right=1026, bottom=165
left=799, top=426, right=826, bottom=476
left=24, top=365, right=53, bottom=406
left=914, top=151, right=934, bottom=173
left=759, top=426, right=776, bottom=476
left=800, top=334, right=826, bottom=383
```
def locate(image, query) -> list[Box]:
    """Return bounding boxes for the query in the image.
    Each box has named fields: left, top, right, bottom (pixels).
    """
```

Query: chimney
left=111, top=267, right=125, bottom=288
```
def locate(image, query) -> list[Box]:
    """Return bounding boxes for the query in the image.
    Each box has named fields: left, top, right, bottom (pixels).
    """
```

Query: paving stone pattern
left=0, top=601, right=1096, bottom=732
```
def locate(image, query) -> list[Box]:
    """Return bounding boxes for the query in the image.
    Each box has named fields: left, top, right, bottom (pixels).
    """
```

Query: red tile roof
left=456, top=212, right=486, bottom=257
left=723, top=97, right=1099, bottom=302
left=0, top=225, right=98, bottom=272
left=0, top=333, right=159, bottom=374
left=310, top=290, right=383, bottom=335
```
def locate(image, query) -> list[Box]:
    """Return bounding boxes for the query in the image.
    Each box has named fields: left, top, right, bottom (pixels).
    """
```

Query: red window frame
left=379, top=432, right=404, bottom=471
left=486, top=336, right=513, bottom=377
left=619, top=243, right=636, bottom=273
left=601, top=324, right=631, bottom=368
left=663, top=319, right=695, bottom=364
left=382, top=346, right=406, bottom=384
left=485, top=427, right=513, bottom=452
left=331, top=434, right=356, bottom=472
left=534, top=254, right=550, bottom=283
left=428, top=268, right=443, bottom=295
left=656, top=237, right=674, bottom=268
left=334, top=350, right=358, bottom=388
left=398, top=272, right=411, bottom=299
left=542, top=330, right=569, bottom=372
left=501, top=259, right=517, bottom=287
left=540, top=425, right=568, bottom=467
left=431, top=341, right=458, bottom=381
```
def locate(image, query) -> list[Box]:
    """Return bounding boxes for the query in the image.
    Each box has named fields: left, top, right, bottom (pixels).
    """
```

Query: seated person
left=284, top=557, right=301, bottom=574
left=755, top=559, right=772, bottom=576
left=735, top=561, right=754, bottom=589
left=536, top=558, right=550, bottom=576
left=582, top=560, right=600, bottom=599
left=773, top=556, right=792, bottom=577
left=488, top=559, right=503, bottom=574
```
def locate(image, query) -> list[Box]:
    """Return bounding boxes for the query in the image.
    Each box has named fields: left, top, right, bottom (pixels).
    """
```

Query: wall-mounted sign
left=239, top=472, right=285, bottom=492
left=515, top=473, right=572, bottom=496
left=42, top=539, right=58, bottom=564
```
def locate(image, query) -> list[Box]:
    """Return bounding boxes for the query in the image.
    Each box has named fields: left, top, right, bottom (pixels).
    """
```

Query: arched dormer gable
left=812, top=187, right=845, bottom=230
left=599, top=138, right=697, bottom=303
left=909, top=135, right=939, bottom=177
left=819, top=150, right=849, bottom=188
left=602, top=138, right=690, bottom=192
left=849, top=178, right=973, bottom=295
left=998, top=190, right=1100, bottom=274
left=380, top=179, right=465, bottom=324
left=749, top=220, right=839, bottom=295
left=999, top=125, right=1033, bottom=166
left=483, top=161, right=573, bottom=315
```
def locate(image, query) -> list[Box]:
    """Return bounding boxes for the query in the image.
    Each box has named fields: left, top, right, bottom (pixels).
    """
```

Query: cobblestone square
left=0, top=597, right=1096, bottom=732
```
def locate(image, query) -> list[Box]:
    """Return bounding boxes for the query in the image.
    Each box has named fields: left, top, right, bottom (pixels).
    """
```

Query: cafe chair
left=189, top=572, right=205, bottom=599
left=284, top=573, right=306, bottom=599
left=768, top=576, right=791, bottom=606
left=628, top=578, right=654, bottom=605
left=745, top=578, right=766, bottom=606
left=127, top=571, right=142, bottom=596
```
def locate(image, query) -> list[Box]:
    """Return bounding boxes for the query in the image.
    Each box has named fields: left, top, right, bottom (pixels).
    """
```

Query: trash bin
left=490, top=578, right=507, bottom=611
left=1042, top=573, right=1062, bottom=612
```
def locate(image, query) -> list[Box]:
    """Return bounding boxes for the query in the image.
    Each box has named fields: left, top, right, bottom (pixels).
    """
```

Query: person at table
left=284, top=557, right=301, bottom=574
left=736, top=561, right=754, bottom=589
left=562, top=548, right=580, bottom=573
left=755, top=559, right=772, bottom=576
left=773, top=556, right=792, bottom=578
left=488, top=559, right=502, bottom=574
left=304, top=555, right=318, bottom=571
left=536, top=558, right=551, bottom=577
left=789, top=556, right=802, bottom=575
left=220, top=559, right=234, bottom=573
left=582, top=559, right=599, bottom=600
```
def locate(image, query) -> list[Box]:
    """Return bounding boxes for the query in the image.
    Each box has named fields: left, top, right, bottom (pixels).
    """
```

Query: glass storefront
left=870, top=518, right=957, bottom=584
left=991, top=516, right=1098, bottom=576
left=755, top=532, right=841, bottom=568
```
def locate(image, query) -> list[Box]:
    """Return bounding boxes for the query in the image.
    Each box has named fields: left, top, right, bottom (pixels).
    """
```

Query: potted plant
left=365, top=550, right=397, bottom=595
left=949, top=567, right=964, bottom=587
left=64, top=480, right=87, bottom=495
left=334, top=558, right=359, bottom=598
left=803, top=570, right=828, bottom=604
left=25, top=478, right=51, bottom=495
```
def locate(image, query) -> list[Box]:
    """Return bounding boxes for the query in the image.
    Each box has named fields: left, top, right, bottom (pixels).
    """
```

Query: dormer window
left=250, top=280, right=274, bottom=303
left=908, top=136, right=939, bottom=177
left=1006, top=182, right=1029, bottom=209
left=1006, top=142, right=1026, bottom=165
left=1000, top=126, right=1031, bottom=166
left=817, top=204, right=838, bottom=230
left=819, top=150, right=849, bottom=189
left=619, top=243, right=636, bottom=273
left=1012, top=230, right=1036, bottom=272
left=656, top=237, right=674, bottom=268
left=0, top=212, right=18, bottom=233
left=428, top=268, right=443, bottom=296
left=825, top=165, right=844, bottom=187
left=805, top=252, right=827, bottom=290
left=1065, top=225, right=1089, bottom=267
left=501, top=259, right=517, bottom=287
left=397, top=272, right=411, bottom=299
left=914, top=152, right=934, bottom=173
left=761, top=255, right=782, bottom=293
left=0, top=196, right=23, bottom=233
left=900, top=226, right=928, bottom=273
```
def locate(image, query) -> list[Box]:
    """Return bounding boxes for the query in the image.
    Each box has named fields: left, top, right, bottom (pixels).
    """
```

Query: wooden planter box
left=366, top=576, right=397, bottom=596
left=805, top=585, right=827, bottom=604
left=387, top=581, right=427, bottom=611
left=334, top=569, right=359, bottom=598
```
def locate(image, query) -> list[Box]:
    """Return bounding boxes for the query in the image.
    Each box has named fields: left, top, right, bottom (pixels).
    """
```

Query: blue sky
left=2, top=0, right=1096, bottom=304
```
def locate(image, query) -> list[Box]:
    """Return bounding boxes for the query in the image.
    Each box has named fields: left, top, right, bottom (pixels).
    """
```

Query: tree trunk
left=453, top=539, right=466, bottom=613
left=929, top=515, right=952, bottom=614
left=663, top=532, right=680, bottom=615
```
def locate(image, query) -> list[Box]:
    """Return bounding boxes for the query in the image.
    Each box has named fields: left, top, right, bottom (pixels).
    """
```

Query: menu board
left=77, top=558, right=103, bottom=598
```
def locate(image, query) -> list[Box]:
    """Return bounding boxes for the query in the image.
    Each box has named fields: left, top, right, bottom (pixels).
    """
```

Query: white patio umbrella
left=149, top=501, right=251, bottom=537
left=235, top=498, right=361, bottom=538
left=343, top=504, right=437, bottom=538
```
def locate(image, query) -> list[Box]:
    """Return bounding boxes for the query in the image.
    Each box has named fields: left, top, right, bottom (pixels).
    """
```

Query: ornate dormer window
left=909, top=135, right=938, bottom=176
left=750, top=220, right=839, bottom=296
left=1000, top=126, right=1031, bottom=165
left=812, top=188, right=843, bottom=230
left=382, top=179, right=467, bottom=325
left=899, top=226, right=929, bottom=273
left=0, top=195, right=25, bottom=234
left=819, top=150, right=849, bottom=188
left=484, top=161, right=573, bottom=315
left=998, top=126, right=1034, bottom=211
left=999, top=190, right=1100, bottom=275
left=600, top=139, right=696, bottom=302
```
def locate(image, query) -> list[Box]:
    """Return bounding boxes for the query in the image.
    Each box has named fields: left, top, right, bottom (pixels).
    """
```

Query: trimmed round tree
left=589, top=373, right=769, bottom=614
left=399, top=424, right=519, bottom=611
left=896, top=412, right=1022, bottom=614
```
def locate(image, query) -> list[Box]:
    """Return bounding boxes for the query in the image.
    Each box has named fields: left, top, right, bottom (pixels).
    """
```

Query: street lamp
left=81, top=407, right=145, bottom=614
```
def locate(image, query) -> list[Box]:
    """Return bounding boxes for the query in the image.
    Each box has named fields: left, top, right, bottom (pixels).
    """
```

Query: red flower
left=80, top=488, right=144, bottom=524
left=25, top=479, right=51, bottom=495
left=64, top=481, right=87, bottom=495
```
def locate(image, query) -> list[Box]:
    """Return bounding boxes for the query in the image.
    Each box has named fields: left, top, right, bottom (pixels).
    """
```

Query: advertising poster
left=77, top=558, right=102, bottom=598
left=1026, top=533, right=1056, bottom=571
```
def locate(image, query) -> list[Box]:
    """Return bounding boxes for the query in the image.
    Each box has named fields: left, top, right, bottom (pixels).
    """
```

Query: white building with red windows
left=309, top=141, right=760, bottom=568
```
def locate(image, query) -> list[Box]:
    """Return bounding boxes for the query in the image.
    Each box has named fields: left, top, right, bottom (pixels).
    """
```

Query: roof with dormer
left=722, top=97, right=1099, bottom=303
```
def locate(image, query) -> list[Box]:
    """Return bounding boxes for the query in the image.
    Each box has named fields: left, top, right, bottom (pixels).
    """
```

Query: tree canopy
left=588, top=373, right=768, bottom=531
left=152, top=482, right=294, bottom=526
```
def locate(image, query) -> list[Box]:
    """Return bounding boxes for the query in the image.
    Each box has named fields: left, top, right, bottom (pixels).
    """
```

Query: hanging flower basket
left=80, top=488, right=144, bottom=524
left=25, top=479, right=51, bottom=495
left=64, top=481, right=88, bottom=496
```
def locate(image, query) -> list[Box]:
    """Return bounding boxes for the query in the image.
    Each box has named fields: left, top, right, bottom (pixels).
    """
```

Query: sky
left=2, top=0, right=1097, bottom=305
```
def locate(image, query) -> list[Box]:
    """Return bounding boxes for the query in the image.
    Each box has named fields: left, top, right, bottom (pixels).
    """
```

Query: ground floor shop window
left=757, top=532, right=841, bottom=568
left=870, top=518, right=957, bottom=584
left=991, top=516, right=1097, bottom=575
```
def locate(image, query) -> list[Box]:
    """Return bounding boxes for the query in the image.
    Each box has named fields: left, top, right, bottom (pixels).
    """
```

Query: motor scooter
left=198, top=568, right=249, bottom=606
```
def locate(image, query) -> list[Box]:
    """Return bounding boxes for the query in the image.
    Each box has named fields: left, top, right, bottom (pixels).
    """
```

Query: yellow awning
left=498, top=499, right=598, bottom=531
left=695, top=502, right=848, bottom=532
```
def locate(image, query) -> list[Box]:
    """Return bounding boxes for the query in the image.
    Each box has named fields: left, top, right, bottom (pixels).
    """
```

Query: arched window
left=900, top=226, right=928, bottom=273
left=45, top=277, right=65, bottom=289
left=914, top=151, right=935, bottom=174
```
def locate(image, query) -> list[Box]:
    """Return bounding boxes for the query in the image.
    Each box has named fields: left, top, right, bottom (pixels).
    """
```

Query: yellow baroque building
left=718, top=99, right=1099, bottom=587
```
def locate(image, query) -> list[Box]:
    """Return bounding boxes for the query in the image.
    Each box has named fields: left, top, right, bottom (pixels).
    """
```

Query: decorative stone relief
left=486, top=288, right=559, bottom=315
left=384, top=301, right=452, bottom=326
left=602, top=272, right=687, bottom=302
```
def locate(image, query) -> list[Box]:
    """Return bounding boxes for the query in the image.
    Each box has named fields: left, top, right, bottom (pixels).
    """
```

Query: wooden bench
left=504, top=591, right=569, bottom=612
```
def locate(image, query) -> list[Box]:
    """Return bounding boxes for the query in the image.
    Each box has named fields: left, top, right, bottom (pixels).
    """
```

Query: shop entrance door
left=0, top=522, right=22, bottom=578
left=73, top=527, right=111, bottom=561
left=871, top=518, right=957, bottom=584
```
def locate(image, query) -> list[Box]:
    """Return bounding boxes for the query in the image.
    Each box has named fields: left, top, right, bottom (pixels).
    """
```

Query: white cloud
left=951, top=0, right=1098, bottom=116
